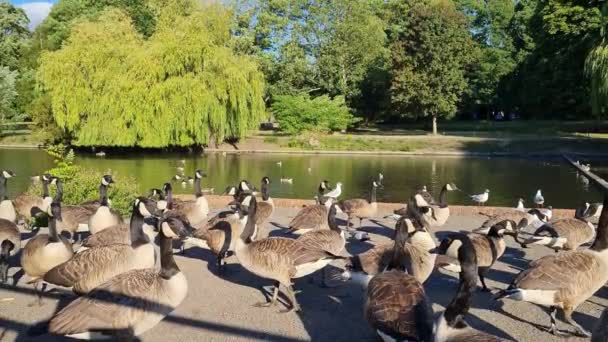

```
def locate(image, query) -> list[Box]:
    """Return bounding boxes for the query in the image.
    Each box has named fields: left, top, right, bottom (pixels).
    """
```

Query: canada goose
left=0, top=218, right=20, bottom=283
left=296, top=203, right=346, bottom=286
left=519, top=204, right=595, bottom=252
left=223, top=186, right=237, bottom=196
left=516, top=198, right=525, bottom=212
left=342, top=204, right=436, bottom=285
left=188, top=195, right=251, bottom=273
left=21, top=201, right=74, bottom=299
left=340, top=181, right=381, bottom=231
left=0, top=170, right=16, bottom=222
left=364, top=217, right=434, bottom=342
left=256, top=177, right=274, bottom=229
left=52, top=178, right=98, bottom=239
left=169, top=170, right=209, bottom=227
left=79, top=175, right=115, bottom=211
left=44, top=197, right=158, bottom=294
left=534, top=189, right=545, bottom=208
left=88, top=175, right=123, bottom=235
left=470, top=189, right=490, bottom=206
left=288, top=197, right=333, bottom=235
left=436, top=221, right=512, bottom=291
left=80, top=197, right=159, bottom=248
left=416, top=183, right=458, bottom=228
left=495, top=196, right=608, bottom=337
left=46, top=215, right=193, bottom=339
left=235, top=195, right=344, bottom=312
left=318, top=180, right=330, bottom=196
left=202, top=180, right=256, bottom=230
left=434, top=235, right=507, bottom=342
left=13, top=173, right=54, bottom=223
left=472, top=209, right=546, bottom=235
left=325, top=182, right=342, bottom=199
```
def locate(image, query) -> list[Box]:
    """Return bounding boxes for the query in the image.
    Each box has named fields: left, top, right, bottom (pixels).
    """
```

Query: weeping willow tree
left=586, top=3, right=608, bottom=118
left=38, top=3, right=266, bottom=147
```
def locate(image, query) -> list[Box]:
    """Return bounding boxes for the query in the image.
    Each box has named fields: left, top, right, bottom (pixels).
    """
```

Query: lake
left=0, top=148, right=604, bottom=209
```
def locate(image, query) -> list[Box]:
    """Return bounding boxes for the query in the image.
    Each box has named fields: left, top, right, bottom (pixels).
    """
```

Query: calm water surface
left=0, top=148, right=603, bottom=208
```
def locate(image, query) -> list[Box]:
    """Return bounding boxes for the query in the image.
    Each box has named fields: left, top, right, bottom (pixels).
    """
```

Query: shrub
left=272, top=94, right=358, bottom=135
left=26, top=144, right=139, bottom=216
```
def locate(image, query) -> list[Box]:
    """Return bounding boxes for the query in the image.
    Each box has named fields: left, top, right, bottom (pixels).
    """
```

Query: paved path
left=0, top=208, right=604, bottom=341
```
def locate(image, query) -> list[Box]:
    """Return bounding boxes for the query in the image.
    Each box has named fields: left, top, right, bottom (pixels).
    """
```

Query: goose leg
left=563, top=306, right=591, bottom=337
left=545, top=306, right=569, bottom=337
left=280, top=283, right=301, bottom=313
left=216, top=254, right=226, bottom=275
left=255, top=281, right=280, bottom=307
left=478, top=267, right=491, bottom=292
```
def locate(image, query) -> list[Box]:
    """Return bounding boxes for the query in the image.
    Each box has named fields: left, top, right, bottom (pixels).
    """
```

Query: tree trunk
left=432, top=115, right=438, bottom=135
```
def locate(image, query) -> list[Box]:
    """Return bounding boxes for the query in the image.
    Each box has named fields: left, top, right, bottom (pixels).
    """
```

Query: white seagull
left=470, top=189, right=490, bottom=206
left=325, top=182, right=343, bottom=199
left=534, top=189, right=544, bottom=208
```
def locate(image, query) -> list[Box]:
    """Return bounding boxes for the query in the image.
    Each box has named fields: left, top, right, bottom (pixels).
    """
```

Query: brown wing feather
left=513, top=251, right=603, bottom=303
left=365, top=270, right=432, bottom=341
left=81, top=224, right=129, bottom=247
left=49, top=269, right=163, bottom=335
left=341, top=199, right=369, bottom=213
left=289, top=205, right=328, bottom=231
left=13, top=194, right=42, bottom=218
left=44, top=244, right=132, bottom=292
left=355, top=243, right=393, bottom=275
left=297, top=230, right=345, bottom=256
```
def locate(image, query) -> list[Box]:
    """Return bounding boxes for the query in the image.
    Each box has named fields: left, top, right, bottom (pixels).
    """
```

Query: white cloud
left=18, top=2, right=53, bottom=30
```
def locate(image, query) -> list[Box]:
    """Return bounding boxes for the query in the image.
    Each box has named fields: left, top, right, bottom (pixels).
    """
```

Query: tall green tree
left=0, top=2, right=30, bottom=70
left=38, top=4, right=266, bottom=147
left=586, top=2, right=608, bottom=117
left=388, top=0, right=477, bottom=134
left=455, top=0, right=517, bottom=116
left=505, top=0, right=601, bottom=119
left=0, top=66, right=17, bottom=121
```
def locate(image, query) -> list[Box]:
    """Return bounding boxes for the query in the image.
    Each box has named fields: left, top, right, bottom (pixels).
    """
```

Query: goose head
left=446, top=183, right=459, bottom=191
left=1, top=170, right=15, bottom=179
left=134, top=197, right=160, bottom=218
left=148, top=188, right=163, bottom=199
left=195, top=170, right=207, bottom=179
left=262, top=176, right=271, bottom=185
left=101, top=175, right=114, bottom=187
left=41, top=173, right=52, bottom=183
left=162, top=182, right=172, bottom=193
left=319, top=180, right=330, bottom=191
left=160, top=216, right=195, bottom=240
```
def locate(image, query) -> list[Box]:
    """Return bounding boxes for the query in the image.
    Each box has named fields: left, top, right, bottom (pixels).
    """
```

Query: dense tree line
left=0, top=0, right=606, bottom=145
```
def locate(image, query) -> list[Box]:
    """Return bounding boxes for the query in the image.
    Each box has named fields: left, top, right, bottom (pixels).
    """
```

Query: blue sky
left=10, top=0, right=56, bottom=30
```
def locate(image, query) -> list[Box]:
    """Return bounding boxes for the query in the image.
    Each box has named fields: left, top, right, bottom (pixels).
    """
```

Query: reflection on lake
left=0, top=148, right=603, bottom=208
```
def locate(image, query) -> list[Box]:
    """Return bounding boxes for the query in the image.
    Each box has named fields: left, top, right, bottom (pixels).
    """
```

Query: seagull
left=470, top=189, right=490, bottom=206
left=325, top=182, right=343, bottom=199
left=350, top=230, right=370, bottom=242
left=280, top=178, right=293, bottom=184
left=95, top=151, right=106, bottom=157
left=276, top=161, right=282, bottom=167
left=516, top=198, right=525, bottom=212
left=534, top=189, right=544, bottom=208
left=582, top=164, right=591, bottom=172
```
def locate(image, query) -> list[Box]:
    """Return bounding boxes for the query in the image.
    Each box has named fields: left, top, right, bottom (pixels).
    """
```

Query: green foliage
left=273, top=94, right=357, bottom=134
left=585, top=3, right=608, bottom=118
left=388, top=0, right=477, bottom=129
left=27, top=144, right=139, bottom=216
left=0, top=2, right=30, bottom=70
left=0, top=66, right=18, bottom=120
left=38, top=4, right=266, bottom=147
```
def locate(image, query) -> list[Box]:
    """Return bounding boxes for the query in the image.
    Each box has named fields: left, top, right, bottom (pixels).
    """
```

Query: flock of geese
left=0, top=165, right=607, bottom=341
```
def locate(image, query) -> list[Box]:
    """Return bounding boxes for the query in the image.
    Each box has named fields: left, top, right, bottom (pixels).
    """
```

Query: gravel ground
left=0, top=207, right=605, bottom=342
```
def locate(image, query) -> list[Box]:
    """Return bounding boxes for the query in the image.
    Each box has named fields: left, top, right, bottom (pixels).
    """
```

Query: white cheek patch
left=446, top=184, right=453, bottom=191
left=161, top=222, right=178, bottom=238
left=2, top=171, right=12, bottom=178
left=139, top=203, right=152, bottom=217
left=157, top=200, right=167, bottom=211
left=241, top=182, right=250, bottom=191
left=101, top=178, right=110, bottom=186
left=241, top=196, right=252, bottom=206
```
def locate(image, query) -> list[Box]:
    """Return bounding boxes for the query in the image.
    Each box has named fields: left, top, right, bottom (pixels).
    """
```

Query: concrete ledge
left=174, top=194, right=575, bottom=219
